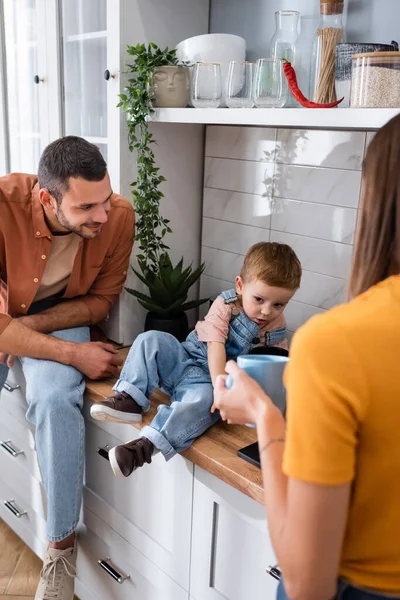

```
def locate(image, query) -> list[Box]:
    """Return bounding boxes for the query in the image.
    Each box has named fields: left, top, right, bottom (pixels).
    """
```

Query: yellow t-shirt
left=283, top=275, right=400, bottom=594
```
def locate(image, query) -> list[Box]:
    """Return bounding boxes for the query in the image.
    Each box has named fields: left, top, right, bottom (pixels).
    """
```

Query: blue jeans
left=113, top=331, right=220, bottom=460
left=277, top=579, right=400, bottom=599
left=0, top=327, right=90, bottom=542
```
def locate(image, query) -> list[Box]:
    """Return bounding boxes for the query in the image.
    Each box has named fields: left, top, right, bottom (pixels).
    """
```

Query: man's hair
left=240, top=242, right=302, bottom=290
left=38, top=136, right=107, bottom=204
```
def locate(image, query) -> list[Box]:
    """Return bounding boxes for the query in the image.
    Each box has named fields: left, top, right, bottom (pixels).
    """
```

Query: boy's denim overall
left=113, top=289, right=287, bottom=459
left=278, top=579, right=400, bottom=599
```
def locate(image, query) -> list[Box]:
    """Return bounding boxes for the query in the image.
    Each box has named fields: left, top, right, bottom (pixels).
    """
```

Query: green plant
left=126, top=255, right=208, bottom=318
left=118, top=43, right=180, bottom=272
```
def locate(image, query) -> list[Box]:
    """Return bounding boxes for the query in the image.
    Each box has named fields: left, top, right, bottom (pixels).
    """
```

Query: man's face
left=53, top=175, right=113, bottom=239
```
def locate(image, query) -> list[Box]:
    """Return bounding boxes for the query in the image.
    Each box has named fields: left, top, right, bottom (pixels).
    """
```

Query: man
left=0, top=136, right=135, bottom=600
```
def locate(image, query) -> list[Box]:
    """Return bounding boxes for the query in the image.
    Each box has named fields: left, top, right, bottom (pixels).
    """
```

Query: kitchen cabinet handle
left=97, top=445, right=110, bottom=461
left=3, top=381, right=20, bottom=392
left=4, top=499, right=27, bottom=518
left=33, top=75, right=44, bottom=84
left=103, top=69, right=115, bottom=81
left=1, top=440, right=24, bottom=457
left=266, top=565, right=281, bottom=581
left=98, top=557, right=130, bottom=584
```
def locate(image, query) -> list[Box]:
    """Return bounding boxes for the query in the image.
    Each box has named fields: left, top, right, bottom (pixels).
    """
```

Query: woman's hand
left=212, top=360, right=281, bottom=426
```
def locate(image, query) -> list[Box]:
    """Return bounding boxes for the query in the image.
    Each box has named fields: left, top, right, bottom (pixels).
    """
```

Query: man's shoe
left=90, top=391, right=143, bottom=424
left=34, top=545, right=76, bottom=600
left=109, top=437, right=154, bottom=477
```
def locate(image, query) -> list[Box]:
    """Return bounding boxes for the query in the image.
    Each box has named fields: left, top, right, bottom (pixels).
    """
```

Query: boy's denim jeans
left=0, top=327, right=90, bottom=542
left=113, top=331, right=220, bottom=460
left=277, top=579, right=400, bottom=599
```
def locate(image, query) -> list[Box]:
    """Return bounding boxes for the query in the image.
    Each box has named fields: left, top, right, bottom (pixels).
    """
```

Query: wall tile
left=204, top=157, right=275, bottom=196
left=276, top=129, right=365, bottom=170
left=203, top=188, right=271, bottom=229
left=202, top=246, right=243, bottom=283
left=203, top=217, right=269, bottom=256
left=364, top=131, right=375, bottom=157
left=271, top=198, right=357, bottom=244
left=199, top=274, right=233, bottom=319
left=294, top=271, right=347, bottom=309
left=274, top=164, right=361, bottom=208
left=206, top=126, right=276, bottom=161
left=270, top=230, right=353, bottom=279
left=284, top=300, right=325, bottom=332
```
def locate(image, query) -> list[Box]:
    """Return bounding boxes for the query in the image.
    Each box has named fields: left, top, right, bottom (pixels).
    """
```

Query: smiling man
left=0, top=136, right=135, bottom=600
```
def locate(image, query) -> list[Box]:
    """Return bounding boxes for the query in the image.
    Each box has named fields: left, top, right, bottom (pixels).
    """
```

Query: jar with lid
left=310, top=0, right=346, bottom=104
left=350, top=52, right=400, bottom=108
left=270, top=10, right=299, bottom=106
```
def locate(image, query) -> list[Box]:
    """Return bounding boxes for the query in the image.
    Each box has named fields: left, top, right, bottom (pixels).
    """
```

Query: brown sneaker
left=34, top=545, right=77, bottom=600
left=90, top=391, right=143, bottom=424
left=109, top=437, right=154, bottom=477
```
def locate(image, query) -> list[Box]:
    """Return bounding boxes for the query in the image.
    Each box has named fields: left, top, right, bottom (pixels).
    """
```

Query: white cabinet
left=190, top=467, right=279, bottom=600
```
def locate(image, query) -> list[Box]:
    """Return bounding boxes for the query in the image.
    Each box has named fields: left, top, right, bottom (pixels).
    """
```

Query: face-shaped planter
left=151, top=66, right=189, bottom=108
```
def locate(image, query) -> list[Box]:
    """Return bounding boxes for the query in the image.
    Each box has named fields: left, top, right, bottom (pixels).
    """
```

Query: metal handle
left=33, top=74, right=44, bottom=84
left=98, top=557, right=130, bottom=584
left=103, top=69, right=115, bottom=81
left=266, top=565, right=281, bottom=581
left=4, top=499, right=27, bottom=518
left=97, top=445, right=110, bottom=461
left=1, top=440, right=24, bottom=457
left=3, top=381, right=20, bottom=392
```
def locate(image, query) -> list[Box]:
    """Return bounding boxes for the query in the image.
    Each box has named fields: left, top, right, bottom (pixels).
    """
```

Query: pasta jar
left=350, top=52, right=400, bottom=108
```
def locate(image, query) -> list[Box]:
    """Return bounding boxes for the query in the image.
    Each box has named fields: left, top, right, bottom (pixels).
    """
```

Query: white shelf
left=149, top=107, right=400, bottom=130
left=65, top=31, right=107, bottom=43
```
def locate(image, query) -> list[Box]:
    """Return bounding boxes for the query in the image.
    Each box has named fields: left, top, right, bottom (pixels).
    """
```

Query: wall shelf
left=149, top=107, right=400, bottom=130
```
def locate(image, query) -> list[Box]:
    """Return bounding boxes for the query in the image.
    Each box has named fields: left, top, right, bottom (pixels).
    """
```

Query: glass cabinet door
left=2, top=0, right=41, bottom=173
left=59, top=0, right=108, bottom=160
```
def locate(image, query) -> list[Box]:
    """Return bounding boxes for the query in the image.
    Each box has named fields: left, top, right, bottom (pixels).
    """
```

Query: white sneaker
left=34, top=545, right=77, bottom=600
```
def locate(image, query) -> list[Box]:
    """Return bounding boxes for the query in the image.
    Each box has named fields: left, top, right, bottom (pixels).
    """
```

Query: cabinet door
left=59, top=0, right=108, bottom=160
left=191, top=467, right=278, bottom=600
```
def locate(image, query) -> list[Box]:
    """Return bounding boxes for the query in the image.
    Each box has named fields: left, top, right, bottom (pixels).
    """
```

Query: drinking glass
left=191, top=62, right=222, bottom=108
left=253, top=58, right=287, bottom=108
left=225, top=60, right=255, bottom=108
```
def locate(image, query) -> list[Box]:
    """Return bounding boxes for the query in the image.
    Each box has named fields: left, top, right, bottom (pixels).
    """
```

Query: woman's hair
left=240, top=242, right=302, bottom=290
left=349, top=115, right=400, bottom=298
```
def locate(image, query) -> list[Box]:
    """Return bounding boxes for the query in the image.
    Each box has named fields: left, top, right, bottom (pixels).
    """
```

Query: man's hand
left=0, top=352, right=16, bottom=368
left=70, top=342, right=123, bottom=380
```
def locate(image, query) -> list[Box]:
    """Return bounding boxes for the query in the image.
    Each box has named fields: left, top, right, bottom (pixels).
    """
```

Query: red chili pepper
left=282, top=59, right=344, bottom=108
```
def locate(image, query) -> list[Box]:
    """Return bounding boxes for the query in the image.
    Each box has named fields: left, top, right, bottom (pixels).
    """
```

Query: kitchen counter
left=85, top=347, right=265, bottom=504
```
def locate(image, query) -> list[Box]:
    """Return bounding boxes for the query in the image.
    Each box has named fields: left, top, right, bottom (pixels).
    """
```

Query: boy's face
left=236, top=277, right=296, bottom=326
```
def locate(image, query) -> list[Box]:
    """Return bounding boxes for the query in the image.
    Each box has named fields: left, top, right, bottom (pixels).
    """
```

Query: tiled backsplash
left=200, top=126, right=371, bottom=339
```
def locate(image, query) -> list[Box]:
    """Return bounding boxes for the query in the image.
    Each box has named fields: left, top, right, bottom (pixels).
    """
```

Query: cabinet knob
left=33, top=75, right=44, bottom=84
left=104, top=69, right=115, bottom=81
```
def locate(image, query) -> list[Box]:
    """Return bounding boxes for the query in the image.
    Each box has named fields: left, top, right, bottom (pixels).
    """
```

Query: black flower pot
left=144, top=311, right=189, bottom=342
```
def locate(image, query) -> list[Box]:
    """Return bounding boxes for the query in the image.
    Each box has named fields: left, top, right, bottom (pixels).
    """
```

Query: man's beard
left=55, top=206, right=102, bottom=239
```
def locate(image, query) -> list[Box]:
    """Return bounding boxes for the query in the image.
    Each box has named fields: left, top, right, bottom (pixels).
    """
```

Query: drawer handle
left=4, top=499, right=27, bottom=518
left=3, top=382, right=20, bottom=392
left=98, top=557, right=130, bottom=584
left=1, top=440, right=24, bottom=457
left=97, top=445, right=110, bottom=461
left=266, top=565, right=281, bottom=581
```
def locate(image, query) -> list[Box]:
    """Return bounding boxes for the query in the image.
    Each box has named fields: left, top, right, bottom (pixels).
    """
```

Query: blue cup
left=226, top=354, right=289, bottom=426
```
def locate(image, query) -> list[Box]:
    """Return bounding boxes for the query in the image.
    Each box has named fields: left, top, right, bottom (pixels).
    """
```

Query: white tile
left=204, top=157, right=275, bottom=196
left=199, top=274, right=234, bottom=319
left=270, top=230, right=353, bottom=279
left=284, top=300, right=325, bottom=332
left=276, top=129, right=366, bottom=170
left=203, top=188, right=271, bottom=229
left=364, top=132, right=376, bottom=157
left=202, top=246, right=243, bottom=283
left=206, top=126, right=276, bottom=162
left=273, top=164, right=361, bottom=208
left=271, top=198, right=357, bottom=244
left=294, top=271, right=347, bottom=309
left=203, top=217, right=269, bottom=256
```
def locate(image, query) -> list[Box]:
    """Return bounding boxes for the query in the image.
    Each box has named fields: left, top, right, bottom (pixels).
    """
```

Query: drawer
left=0, top=364, right=32, bottom=431
left=84, top=420, right=192, bottom=590
left=0, top=470, right=47, bottom=546
left=0, top=432, right=47, bottom=524
left=77, top=507, right=188, bottom=600
left=0, top=408, right=41, bottom=481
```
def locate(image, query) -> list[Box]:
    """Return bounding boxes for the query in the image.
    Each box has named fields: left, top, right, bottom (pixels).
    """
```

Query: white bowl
left=176, top=33, right=246, bottom=107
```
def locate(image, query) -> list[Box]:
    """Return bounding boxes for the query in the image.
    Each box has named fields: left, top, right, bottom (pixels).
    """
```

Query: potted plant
left=118, top=43, right=208, bottom=340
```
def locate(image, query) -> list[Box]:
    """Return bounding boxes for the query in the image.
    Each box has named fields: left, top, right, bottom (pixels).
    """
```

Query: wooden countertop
left=85, top=348, right=264, bottom=504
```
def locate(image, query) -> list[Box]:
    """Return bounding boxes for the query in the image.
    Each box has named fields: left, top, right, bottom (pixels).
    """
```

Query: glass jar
left=270, top=10, right=299, bottom=106
left=310, top=1, right=346, bottom=104
left=350, top=52, right=400, bottom=108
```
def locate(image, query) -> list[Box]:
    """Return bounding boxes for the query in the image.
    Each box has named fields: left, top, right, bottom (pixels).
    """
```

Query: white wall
left=200, top=126, right=374, bottom=339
